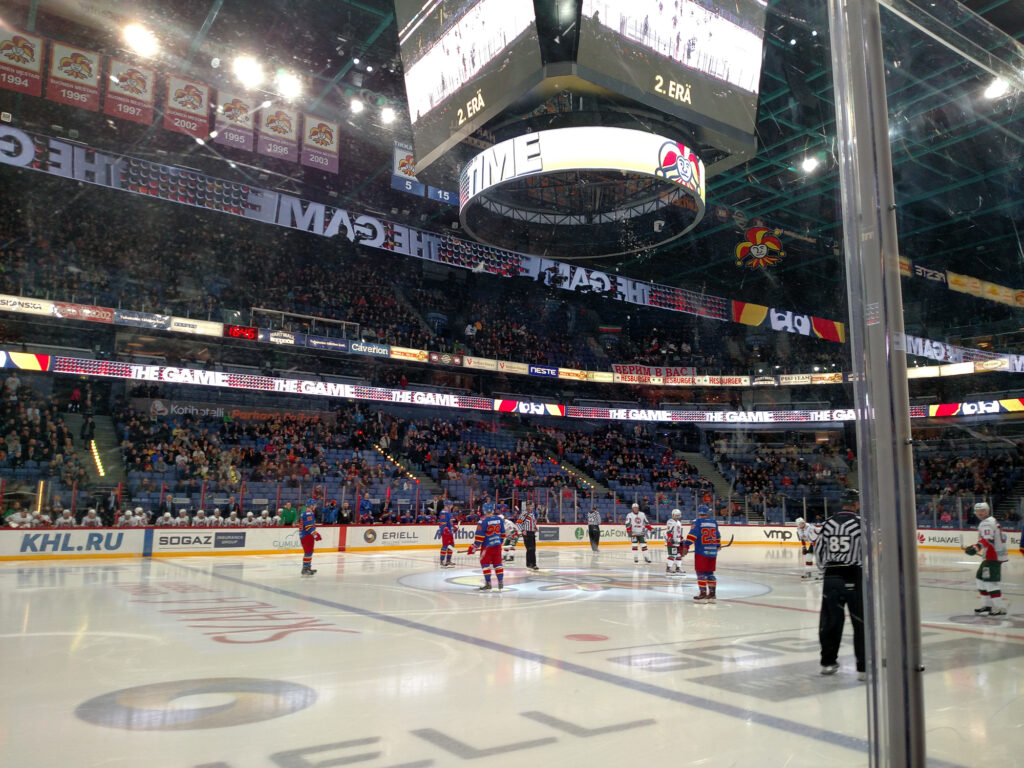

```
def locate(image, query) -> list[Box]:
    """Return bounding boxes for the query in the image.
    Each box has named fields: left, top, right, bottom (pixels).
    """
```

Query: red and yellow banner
left=163, top=75, right=210, bottom=138
left=103, top=58, right=155, bottom=125
left=257, top=103, right=299, bottom=162
left=0, top=29, right=44, bottom=97
left=46, top=41, right=100, bottom=110
left=301, top=115, right=340, bottom=173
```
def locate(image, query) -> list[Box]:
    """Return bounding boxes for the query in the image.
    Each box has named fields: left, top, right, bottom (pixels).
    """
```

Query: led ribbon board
left=459, top=127, right=706, bottom=258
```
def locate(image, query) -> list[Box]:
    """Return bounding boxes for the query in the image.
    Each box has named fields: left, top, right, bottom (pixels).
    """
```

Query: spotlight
left=353, top=57, right=361, bottom=65
left=275, top=70, right=303, bottom=100
left=801, top=156, right=820, bottom=173
left=124, top=24, right=158, bottom=57
left=351, top=98, right=364, bottom=113
left=233, top=55, right=264, bottom=89
left=381, top=106, right=395, bottom=123
left=366, top=65, right=374, bottom=72
left=984, top=77, right=1009, bottom=100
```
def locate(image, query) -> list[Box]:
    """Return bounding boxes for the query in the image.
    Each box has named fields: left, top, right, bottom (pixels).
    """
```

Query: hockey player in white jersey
left=259, top=510, right=273, bottom=527
left=271, top=511, right=282, bottom=527
left=172, top=509, right=191, bottom=528
left=665, top=508, right=685, bottom=574
left=192, top=510, right=212, bottom=528
left=795, top=518, right=821, bottom=580
left=242, top=512, right=258, bottom=527
left=209, top=509, right=223, bottom=526
left=158, top=511, right=174, bottom=526
left=966, top=502, right=1009, bottom=616
left=625, top=502, right=652, bottom=563
left=80, top=509, right=103, bottom=528
left=501, top=515, right=519, bottom=562
left=53, top=509, right=75, bottom=528
left=224, top=511, right=241, bottom=527
left=116, top=510, right=134, bottom=527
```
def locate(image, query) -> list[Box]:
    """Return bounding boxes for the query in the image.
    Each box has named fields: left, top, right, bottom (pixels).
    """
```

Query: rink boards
left=1, top=523, right=1018, bottom=561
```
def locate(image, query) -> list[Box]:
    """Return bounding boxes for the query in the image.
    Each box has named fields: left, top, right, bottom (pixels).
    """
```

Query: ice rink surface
left=2, top=544, right=1021, bottom=768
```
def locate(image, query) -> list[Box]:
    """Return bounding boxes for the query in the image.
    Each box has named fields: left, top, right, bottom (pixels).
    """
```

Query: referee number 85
left=827, top=536, right=852, bottom=553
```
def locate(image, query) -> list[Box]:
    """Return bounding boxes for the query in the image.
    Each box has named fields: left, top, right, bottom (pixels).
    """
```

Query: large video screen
left=577, top=0, right=767, bottom=136
left=395, top=0, right=542, bottom=172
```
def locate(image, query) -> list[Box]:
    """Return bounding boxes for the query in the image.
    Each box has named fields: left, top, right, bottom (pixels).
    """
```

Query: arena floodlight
left=123, top=24, right=158, bottom=57
left=233, top=55, right=264, bottom=89
left=381, top=106, right=396, bottom=123
left=983, top=77, right=1009, bottom=100
left=275, top=71, right=303, bottom=100
left=351, top=98, right=364, bottom=114
left=801, top=156, right=820, bottom=173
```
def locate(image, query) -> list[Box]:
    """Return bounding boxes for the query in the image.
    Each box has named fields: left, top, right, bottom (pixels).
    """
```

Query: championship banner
left=163, top=75, right=210, bottom=139
left=300, top=115, right=339, bottom=173
left=45, top=41, right=100, bottom=110
left=0, top=29, right=44, bottom=96
left=257, top=104, right=299, bottom=162
left=212, top=89, right=255, bottom=152
left=103, top=58, right=155, bottom=125
left=392, top=140, right=425, bottom=196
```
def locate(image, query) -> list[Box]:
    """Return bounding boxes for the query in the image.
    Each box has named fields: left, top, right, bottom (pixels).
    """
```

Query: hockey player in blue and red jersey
left=466, top=511, right=505, bottom=591
left=299, top=504, right=321, bottom=576
left=682, top=504, right=721, bottom=603
left=438, top=515, right=455, bottom=568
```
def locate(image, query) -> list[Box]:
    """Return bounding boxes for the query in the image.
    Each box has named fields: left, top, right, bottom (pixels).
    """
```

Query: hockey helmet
left=795, top=517, right=805, bottom=525
left=631, top=502, right=640, bottom=510
left=973, top=501, right=990, bottom=516
left=841, top=489, right=860, bottom=507
left=696, top=504, right=710, bottom=516
left=671, top=508, right=682, bottom=519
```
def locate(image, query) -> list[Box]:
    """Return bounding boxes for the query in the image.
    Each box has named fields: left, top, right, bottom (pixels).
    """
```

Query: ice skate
left=820, top=664, right=840, bottom=675
left=693, top=593, right=708, bottom=602
left=974, top=606, right=992, bottom=614
left=989, top=607, right=1007, bottom=616
left=300, top=568, right=317, bottom=576
left=478, top=584, right=492, bottom=591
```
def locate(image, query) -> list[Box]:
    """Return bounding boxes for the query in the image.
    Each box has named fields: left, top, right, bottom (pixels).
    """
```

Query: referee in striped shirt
left=517, top=502, right=539, bottom=570
left=586, top=507, right=601, bottom=552
left=814, top=489, right=866, bottom=680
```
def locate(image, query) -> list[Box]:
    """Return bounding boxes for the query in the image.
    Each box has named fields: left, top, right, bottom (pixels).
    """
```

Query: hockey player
left=438, top=515, right=455, bottom=567
left=298, top=503, right=321, bottom=576
left=243, top=512, right=258, bottom=527
left=466, top=508, right=504, bottom=591
left=271, top=510, right=282, bottom=527
left=54, top=509, right=75, bottom=528
left=625, top=502, right=652, bottom=563
left=965, top=502, right=1009, bottom=616
left=210, top=509, right=224, bottom=527
left=116, top=510, right=134, bottom=527
left=158, top=511, right=174, bottom=527
left=173, top=509, right=191, bottom=528
left=682, top=505, right=722, bottom=602
left=224, top=511, right=241, bottom=527
left=6, top=508, right=34, bottom=528
left=259, top=510, right=273, bottom=527
left=192, top=510, right=211, bottom=527
left=665, top=508, right=685, bottom=575
left=796, top=518, right=820, bottom=580
left=80, top=509, right=103, bottom=528
left=501, top=514, right=519, bottom=563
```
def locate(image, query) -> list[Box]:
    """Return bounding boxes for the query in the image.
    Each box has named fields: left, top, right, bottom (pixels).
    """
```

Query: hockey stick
left=719, top=534, right=736, bottom=549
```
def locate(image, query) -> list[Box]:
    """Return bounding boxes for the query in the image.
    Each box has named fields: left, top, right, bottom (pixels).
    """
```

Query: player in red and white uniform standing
left=665, top=508, right=685, bottom=575
left=466, top=510, right=504, bottom=591
left=796, top=517, right=820, bottom=580
left=625, top=502, right=652, bottom=563
left=682, top=504, right=722, bottom=603
left=966, top=502, right=1008, bottom=616
left=298, top=504, right=321, bottom=576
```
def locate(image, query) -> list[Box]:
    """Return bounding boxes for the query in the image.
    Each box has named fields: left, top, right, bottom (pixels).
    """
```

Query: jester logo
left=308, top=122, right=334, bottom=147
left=115, top=68, right=147, bottom=95
left=655, top=141, right=700, bottom=190
left=0, top=35, right=35, bottom=64
left=58, top=51, right=92, bottom=80
left=173, top=83, right=203, bottom=110
left=222, top=98, right=249, bottom=122
left=265, top=110, right=292, bottom=135
left=735, top=227, right=785, bottom=269
left=397, top=153, right=416, bottom=178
